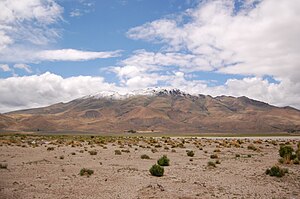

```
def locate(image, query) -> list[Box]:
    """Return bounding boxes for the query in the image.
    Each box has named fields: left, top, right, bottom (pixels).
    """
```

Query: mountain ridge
left=1, top=88, right=300, bottom=134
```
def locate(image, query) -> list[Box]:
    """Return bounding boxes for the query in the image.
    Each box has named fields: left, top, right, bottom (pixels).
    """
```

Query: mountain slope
left=2, top=89, right=300, bottom=134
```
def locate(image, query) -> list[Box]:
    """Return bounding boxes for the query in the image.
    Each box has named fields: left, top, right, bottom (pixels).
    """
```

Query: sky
left=0, top=0, right=300, bottom=113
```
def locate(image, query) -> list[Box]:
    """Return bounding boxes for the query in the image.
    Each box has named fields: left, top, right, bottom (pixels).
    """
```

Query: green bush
left=141, top=154, right=150, bottom=159
left=149, top=164, right=164, bottom=177
left=266, top=165, right=288, bottom=177
left=79, top=168, right=94, bottom=177
left=157, top=155, right=170, bottom=166
left=279, top=145, right=294, bottom=163
left=187, top=150, right=195, bottom=157
left=294, top=158, right=299, bottom=165
left=279, top=145, right=294, bottom=158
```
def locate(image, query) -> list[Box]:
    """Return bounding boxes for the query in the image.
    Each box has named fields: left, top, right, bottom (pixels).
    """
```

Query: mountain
left=1, top=88, right=300, bottom=134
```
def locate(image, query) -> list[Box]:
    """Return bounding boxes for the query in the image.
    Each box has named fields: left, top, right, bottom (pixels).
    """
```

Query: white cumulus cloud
left=127, top=0, right=300, bottom=82
left=0, top=72, right=118, bottom=113
left=121, top=0, right=300, bottom=109
left=0, top=0, right=121, bottom=63
left=1, top=0, right=300, bottom=112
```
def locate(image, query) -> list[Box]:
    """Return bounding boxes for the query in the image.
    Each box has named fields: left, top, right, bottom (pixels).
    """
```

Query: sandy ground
left=0, top=135, right=300, bottom=199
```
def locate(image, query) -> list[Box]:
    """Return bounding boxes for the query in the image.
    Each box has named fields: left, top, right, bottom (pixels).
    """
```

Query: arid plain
left=0, top=134, right=299, bottom=199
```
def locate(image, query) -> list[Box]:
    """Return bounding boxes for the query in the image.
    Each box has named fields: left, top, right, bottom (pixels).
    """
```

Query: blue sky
left=40, top=0, right=200, bottom=80
left=0, top=0, right=299, bottom=112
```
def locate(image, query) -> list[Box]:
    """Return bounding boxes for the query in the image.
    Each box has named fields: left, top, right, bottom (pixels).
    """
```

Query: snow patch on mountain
left=83, top=88, right=192, bottom=100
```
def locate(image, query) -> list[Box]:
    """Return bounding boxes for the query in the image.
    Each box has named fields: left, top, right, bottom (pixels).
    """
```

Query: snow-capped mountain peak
left=83, top=88, right=190, bottom=100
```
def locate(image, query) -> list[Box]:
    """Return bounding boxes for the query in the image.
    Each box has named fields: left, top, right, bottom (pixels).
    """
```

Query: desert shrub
left=235, top=154, right=240, bottom=158
left=247, top=154, right=252, bottom=158
left=266, top=165, right=288, bottom=177
left=214, top=149, right=221, bottom=153
left=47, top=147, right=55, bottom=151
left=59, top=155, right=64, bottom=159
left=89, top=150, right=97, bottom=155
left=278, top=158, right=284, bottom=164
left=279, top=145, right=294, bottom=158
left=157, top=155, right=170, bottom=166
left=79, top=168, right=94, bottom=177
left=149, top=164, right=164, bottom=177
left=210, top=154, right=218, bottom=159
left=171, top=149, right=176, bottom=153
left=247, top=144, right=258, bottom=151
left=294, top=158, right=299, bottom=165
left=177, top=143, right=185, bottom=148
left=187, top=150, right=195, bottom=157
left=0, top=163, right=8, bottom=169
left=121, top=149, right=130, bottom=153
left=141, top=154, right=150, bottom=159
left=207, top=161, right=216, bottom=167
left=279, top=145, right=294, bottom=163
left=71, top=152, right=76, bottom=155
left=215, top=160, right=221, bottom=164
left=271, top=140, right=278, bottom=146
left=151, top=148, right=158, bottom=153
left=115, top=150, right=122, bottom=155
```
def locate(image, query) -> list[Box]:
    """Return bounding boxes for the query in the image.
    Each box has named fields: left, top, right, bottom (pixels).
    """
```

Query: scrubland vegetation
left=0, top=134, right=299, bottom=198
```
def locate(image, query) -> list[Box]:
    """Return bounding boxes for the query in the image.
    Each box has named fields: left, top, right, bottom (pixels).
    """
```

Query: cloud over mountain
left=0, top=0, right=299, bottom=112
